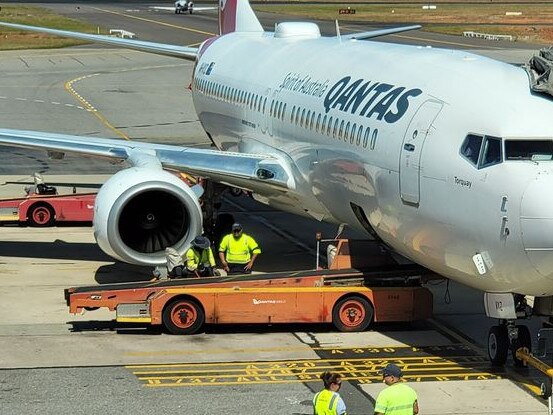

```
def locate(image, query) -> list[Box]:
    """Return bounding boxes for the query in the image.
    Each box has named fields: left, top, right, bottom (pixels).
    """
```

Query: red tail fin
left=219, top=0, right=263, bottom=35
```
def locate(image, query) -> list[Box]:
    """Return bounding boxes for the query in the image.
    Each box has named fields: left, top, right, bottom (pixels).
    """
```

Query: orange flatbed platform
left=65, top=240, right=434, bottom=334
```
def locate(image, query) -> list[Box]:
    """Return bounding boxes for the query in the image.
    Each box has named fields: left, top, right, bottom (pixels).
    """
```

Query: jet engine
left=93, top=167, right=203, bottom=265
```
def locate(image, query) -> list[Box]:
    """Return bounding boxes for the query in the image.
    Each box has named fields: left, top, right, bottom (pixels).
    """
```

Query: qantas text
left=324, top=76, right=423, bottom=123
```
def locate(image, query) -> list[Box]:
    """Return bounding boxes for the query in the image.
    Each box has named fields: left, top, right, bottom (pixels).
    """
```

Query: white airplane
left=150, top=1, right=217, bottom=14
left=1, top=0, right=553, bottom=366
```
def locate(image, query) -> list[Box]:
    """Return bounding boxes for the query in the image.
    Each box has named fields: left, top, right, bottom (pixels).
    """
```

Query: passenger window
left=363, top=128, right=370, bottom=148
left=460, top=134, right=483, bottom=166
left=333, top=118, right=339, bottom=138
left=327, top=117, right=333, bottom=136
left=356, top=126, right=362, bottom=146
left=344, top=122, right=350, bottom=142
left=282, top=104, right=286, bottom=120
left=480, top=136, right=502, bottom=168
left=322, top=115, right=327, bottom=134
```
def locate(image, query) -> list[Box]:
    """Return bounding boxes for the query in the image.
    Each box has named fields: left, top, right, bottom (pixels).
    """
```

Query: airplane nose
left=521, top=171, right=553, bottom=278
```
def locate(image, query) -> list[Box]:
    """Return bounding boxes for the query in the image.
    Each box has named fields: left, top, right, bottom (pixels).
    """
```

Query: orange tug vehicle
left=0, top=188, right=95, bottom=226
left=65, top=240, right=434, bottom=334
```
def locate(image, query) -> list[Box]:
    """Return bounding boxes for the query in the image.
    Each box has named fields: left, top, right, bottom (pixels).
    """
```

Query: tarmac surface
left=0, top=2, right=551, bottom=414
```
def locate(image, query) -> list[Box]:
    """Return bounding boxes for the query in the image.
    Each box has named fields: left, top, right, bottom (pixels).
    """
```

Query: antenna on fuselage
left=335, top=20, right=341, bottom=42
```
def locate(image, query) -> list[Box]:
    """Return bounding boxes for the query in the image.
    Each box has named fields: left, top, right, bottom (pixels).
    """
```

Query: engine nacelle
left=93, top=167, right=203, bottom=265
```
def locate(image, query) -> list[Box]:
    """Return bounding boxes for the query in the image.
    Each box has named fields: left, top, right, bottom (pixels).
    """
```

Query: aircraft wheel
left=332, top=296, right=373, bottom=332
left=488, top=325, right=509, bottom=366
left=512, top=325, right=532, bottom=367
left=189, top=9, right=193, bottom=14
left=28, top=203, right=55, bottom=227
left=163, top=297, right=204, bottom=335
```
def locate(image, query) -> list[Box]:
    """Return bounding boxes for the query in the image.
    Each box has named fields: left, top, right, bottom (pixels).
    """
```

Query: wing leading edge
left=0, top=22, right=198, bottom=60
left=0, top=129, right=295, bottom=194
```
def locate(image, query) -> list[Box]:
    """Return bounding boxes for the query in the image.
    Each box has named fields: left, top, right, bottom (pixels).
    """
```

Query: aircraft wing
left=341, top=25, right=421, bottom=41
left=150, top=6, right=217, bottom=11
left=0, top=129, right=295, bottom=193
left=150, top=6, right=176, bottom=11
left=0, top=22, right=198, bottom=60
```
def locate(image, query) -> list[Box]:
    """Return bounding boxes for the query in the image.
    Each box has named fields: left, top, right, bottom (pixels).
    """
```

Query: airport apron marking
left=127, top=344, right=501, bottom=388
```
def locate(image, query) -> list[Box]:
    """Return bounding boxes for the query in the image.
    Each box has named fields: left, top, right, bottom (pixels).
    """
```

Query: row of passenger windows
left=194, top=77, right=269, bottom=113
left=290, top=105, right=377, bottom=149
left=194, top=76, right=377, bottom=149
left=461, top=134, right=553, bottom=169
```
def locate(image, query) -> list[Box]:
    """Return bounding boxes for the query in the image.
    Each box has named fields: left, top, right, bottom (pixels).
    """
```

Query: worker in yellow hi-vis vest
left=313, top=371, right=347, bottom=415
left=374, top=364, right=419, bottom=415
left=218, top=223, right=261, bottom=275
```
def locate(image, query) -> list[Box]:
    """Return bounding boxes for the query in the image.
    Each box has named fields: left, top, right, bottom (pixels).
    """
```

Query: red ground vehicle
left=0, top=192, right=96, bottom=226
left=65, top=240, right=434, bottom=334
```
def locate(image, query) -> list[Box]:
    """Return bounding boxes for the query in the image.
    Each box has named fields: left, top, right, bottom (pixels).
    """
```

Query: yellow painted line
left=142, top=372, right=500, bottom=387
left=138, top=361, right=495, bottom=380
left=64, top=74, right=130, bottom=140
left=126, top=352, right=478, bottom=368
left=63, top=63, right=187, bottom=141
left=125, top=344, right=450, bottom=358
left=132, top=360, right=490, bottom=375
left=92, top=7, right=215, bottom=36
left=117, top=317, right=152, bottom=323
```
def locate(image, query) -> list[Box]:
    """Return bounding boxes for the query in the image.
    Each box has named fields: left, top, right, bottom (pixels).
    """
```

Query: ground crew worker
left=313, top=371, right=347, bottom=415
left=374, top=364, right=419, bottom=415
left=218, top=223, right=261, bottom=275
left=184, top=235, right=216, bottom=278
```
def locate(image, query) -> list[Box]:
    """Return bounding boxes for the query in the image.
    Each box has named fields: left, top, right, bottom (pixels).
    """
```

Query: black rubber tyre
left=28, top=203, right=55, bottom=227
left=541, top=379, right=552, bottom=399
left=512, top=325, right=532, bottom=367
left=162, top=297, right=205, bottom=335
left=332, top=296, right=373, bottom=332
left=488, top=325, right=509, bottom=366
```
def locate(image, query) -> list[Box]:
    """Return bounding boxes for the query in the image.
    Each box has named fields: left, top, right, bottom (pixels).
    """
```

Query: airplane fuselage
left=192, top=29, right=553, bottom=296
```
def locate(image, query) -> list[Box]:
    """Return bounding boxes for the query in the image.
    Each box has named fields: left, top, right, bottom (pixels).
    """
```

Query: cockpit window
left=460, top=134, right=483, bottom=166
left=505, top=140, right=553, bottom=161
left=480, top=136, right=502, bottom=168
left=460, top=134, right=503, bottom=168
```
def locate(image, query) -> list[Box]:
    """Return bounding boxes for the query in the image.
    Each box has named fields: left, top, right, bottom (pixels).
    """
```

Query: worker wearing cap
left=374, top=364, right=418, bottom=415
left=184, top=235, right=216, bottom=278
left=313, top=371, right=347, bottom=415
left=218, top=223, right=261, bottom=275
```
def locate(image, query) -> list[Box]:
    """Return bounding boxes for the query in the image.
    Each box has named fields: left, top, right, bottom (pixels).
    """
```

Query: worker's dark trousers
left=227, top=263, right=252, bottom=275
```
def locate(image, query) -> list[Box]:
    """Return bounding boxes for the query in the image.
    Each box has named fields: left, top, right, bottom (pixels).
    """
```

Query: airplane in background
left=150, top=1, right=217, bottom=14
left=1, top=0, right=553, bottom=366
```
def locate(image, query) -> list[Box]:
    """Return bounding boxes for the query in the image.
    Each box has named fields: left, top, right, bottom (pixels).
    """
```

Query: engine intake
left=94, top=168, right=203, bottom=265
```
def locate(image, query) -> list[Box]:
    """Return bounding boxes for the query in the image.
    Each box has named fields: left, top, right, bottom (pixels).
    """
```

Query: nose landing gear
left=485, top=293, right=533, bottom=367
left=487, top=322, right=532, bottom=366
